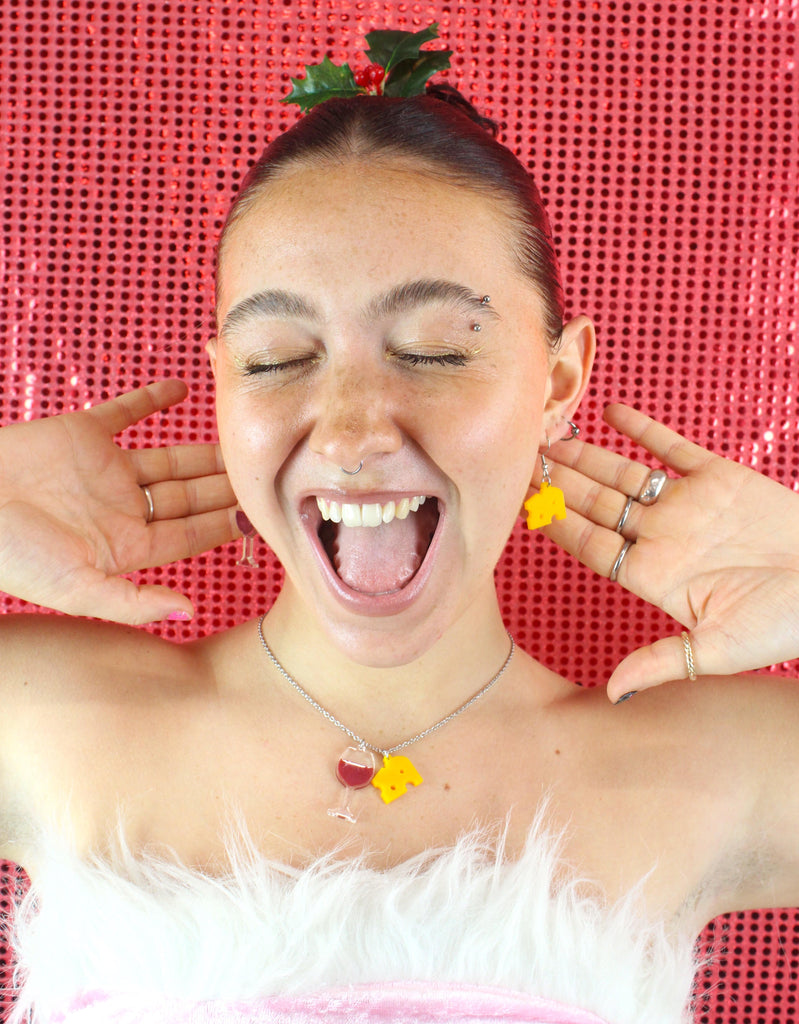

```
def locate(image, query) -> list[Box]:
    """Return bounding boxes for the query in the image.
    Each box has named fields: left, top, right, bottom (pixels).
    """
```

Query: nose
left=308, top=364, right=404, bottom=471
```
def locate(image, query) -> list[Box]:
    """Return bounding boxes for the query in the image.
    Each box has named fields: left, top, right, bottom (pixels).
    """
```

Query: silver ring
left=341, top=462, right=363, bottom=476
left=141, top=485, right=155, bottom=523
left=637, top=469, right=667, bottom=506
left=615, top=495, right=634, bottom=534
left=680, top=631, right=697, bottom=681
left=563, top=419, right=580, bottom=441
left=609, top=539, right=634, bottom=582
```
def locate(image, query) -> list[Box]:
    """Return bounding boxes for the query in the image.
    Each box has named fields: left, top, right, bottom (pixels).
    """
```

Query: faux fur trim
left=8, top=809, right=699, bottom=1024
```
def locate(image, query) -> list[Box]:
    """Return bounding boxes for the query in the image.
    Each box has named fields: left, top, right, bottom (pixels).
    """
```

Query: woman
left=1, top=91, right=798, bottom=1024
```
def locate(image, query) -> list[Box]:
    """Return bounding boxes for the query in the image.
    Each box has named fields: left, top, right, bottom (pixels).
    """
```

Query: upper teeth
left=316, top=495, right=427, bottom=527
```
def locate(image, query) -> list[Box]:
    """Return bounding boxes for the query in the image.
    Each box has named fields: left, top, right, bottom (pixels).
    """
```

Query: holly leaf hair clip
left=282, top=23, right=453, bottom=112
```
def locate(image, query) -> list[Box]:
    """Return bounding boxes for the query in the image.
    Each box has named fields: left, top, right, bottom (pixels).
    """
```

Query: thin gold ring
left=680, top=631, right=697, bottom=681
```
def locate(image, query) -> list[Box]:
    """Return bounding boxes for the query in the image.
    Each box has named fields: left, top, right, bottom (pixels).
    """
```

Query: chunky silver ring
left=637, top=469, right=667, bottom=506
left=615, top=495, right=634, bottom=534
left=141, top=484, right=155, bottom=523
left=680, top=631, right=697, bottom=680
left=341, top=462, right=363, bottom=476
left=609, top=539, right=634, bottom=582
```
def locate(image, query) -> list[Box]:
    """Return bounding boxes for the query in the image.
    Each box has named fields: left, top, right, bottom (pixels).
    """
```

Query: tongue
left=332, top=509, right=432, bottom=595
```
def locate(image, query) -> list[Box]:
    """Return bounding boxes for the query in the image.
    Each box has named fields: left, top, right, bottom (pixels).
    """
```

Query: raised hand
left=542, top=404, right=799, bottom=700
left=0, top=380, right=239, bottom=624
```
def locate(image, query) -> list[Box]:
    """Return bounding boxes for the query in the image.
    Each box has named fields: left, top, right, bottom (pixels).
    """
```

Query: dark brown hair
left=218, top=89, right=564, bottom=348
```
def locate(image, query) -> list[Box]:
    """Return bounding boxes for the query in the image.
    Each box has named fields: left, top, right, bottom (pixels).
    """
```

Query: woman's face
left=211, top=160, right=581, bottom=665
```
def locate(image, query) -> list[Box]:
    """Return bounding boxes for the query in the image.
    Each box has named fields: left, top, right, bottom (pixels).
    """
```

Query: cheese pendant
left=524, top=480, right=566, bottom=530
left=371, top=754, right=423, bottom=804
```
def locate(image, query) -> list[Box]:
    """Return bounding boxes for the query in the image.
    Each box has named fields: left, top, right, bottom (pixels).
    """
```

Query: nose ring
left=341, top=462, right=363, bottom=476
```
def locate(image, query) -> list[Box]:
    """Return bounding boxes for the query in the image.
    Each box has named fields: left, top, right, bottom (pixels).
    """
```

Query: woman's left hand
left=542, top=404, right=799, bottom=701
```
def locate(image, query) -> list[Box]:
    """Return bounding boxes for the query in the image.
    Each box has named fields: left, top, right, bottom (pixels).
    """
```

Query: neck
left=259, top=585, right=513, bottom=746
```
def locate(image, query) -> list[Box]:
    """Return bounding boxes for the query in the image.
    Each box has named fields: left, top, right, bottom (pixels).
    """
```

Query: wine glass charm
left=236, top=511, right=261, bottom=568
left=328, top=746, right=377, bottom=823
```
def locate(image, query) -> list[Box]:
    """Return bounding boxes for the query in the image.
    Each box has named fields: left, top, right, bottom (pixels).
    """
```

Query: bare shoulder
left=577, top=669, right=799, bottom=806
left=601, top=671, right=799, bottom=917
left=0, top=614, right=208, bottom=863
left=0, top=613, right=204, bottom=708
left=523, top=664, right=799, bottom=922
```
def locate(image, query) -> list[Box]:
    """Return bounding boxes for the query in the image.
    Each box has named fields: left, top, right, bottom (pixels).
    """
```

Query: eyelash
left=243, top=351, right=469, bottom=375
left=243, top=358, right=311, bottom=376
left=396, top=352, right=468, bottom=367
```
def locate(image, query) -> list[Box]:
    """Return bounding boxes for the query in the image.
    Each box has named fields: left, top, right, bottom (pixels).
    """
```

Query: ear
left=541, top=314, right=595, bottom=441
left=206, top=338, right=218, bottom=378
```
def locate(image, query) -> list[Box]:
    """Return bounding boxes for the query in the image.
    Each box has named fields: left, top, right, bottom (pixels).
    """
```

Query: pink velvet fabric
left=51, top=983, right=611, bottom=1024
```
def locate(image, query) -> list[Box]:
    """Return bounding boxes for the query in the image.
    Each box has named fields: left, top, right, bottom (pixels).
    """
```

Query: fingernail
left=615, top=691, right=637, bottom=704
left=167, top=610, right=192, bottom=622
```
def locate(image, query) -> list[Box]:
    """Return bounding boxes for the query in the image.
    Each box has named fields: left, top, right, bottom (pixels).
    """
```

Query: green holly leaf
left=364, top=24, right=444, bottom=75
left=281, top=56, right=361, bottom=111
left=382, top=50, right=453, bottom=97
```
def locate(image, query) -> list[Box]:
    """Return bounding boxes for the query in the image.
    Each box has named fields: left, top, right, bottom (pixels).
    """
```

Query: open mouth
left=314, top=495, right=440, bottom=597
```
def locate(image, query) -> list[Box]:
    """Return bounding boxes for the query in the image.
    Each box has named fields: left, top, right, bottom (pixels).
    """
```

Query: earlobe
left=543, top=314, right=596, bottom=438
left=206, top=339, right=218, bottom=378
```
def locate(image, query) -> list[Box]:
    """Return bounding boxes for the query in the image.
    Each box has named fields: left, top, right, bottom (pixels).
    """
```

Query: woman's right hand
left=0, top=380, right=239, bottom=624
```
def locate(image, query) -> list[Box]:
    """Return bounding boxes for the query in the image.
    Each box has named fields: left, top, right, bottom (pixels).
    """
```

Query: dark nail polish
left=615, top=691, right=638, bottom=704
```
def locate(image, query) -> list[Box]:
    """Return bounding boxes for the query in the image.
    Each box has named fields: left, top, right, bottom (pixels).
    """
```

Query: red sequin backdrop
left=1, top=1, right=797, bottom=1020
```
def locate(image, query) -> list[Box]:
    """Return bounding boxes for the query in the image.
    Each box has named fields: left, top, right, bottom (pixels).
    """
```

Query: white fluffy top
left=8, top=809, right=700, bottom=1024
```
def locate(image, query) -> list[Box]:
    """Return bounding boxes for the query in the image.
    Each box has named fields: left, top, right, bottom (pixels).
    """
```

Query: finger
left=91, top=380, right=188, bottom=436
left=139, top=474, right=237, bottom=521
left=134, top=507, right=241, bottom=568
left=603, top=404, right=715, bottom=476
left=545, top=460, right=644, bottom=535
left=547, top=437, right=656, bottom=500
left=131, top=443, right=227, bottom=484
left=85, top=580, right=195, bottom=625
left=45, top=565, right=194, bottom=625
left=606, top=633, right=698, bottom=702
left=540, top=502, right=638, bottom=583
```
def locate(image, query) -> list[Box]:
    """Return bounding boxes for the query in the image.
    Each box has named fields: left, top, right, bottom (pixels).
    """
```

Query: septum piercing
left=341, top=462, right=363, bottom=475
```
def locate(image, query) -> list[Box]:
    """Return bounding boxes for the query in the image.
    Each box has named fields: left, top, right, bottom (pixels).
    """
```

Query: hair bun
left=424, top=83, right=499, bottom=138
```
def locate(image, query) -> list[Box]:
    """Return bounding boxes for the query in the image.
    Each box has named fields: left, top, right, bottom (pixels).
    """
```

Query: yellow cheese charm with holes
left=371, top=754, right=423, bottom=804
left=524, top=480, right=566, bottom=530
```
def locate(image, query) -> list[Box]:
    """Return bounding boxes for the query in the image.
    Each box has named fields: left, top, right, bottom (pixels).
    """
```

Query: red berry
left=354, top=63, right=386, bottom=93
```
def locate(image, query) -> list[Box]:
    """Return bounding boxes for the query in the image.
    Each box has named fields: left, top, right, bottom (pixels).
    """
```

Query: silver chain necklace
left=256, top=615, right=515, bottom=821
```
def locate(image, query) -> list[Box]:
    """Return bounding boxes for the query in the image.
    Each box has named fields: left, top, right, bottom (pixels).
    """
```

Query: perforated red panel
left=1, top=2, right=798, bottom=1021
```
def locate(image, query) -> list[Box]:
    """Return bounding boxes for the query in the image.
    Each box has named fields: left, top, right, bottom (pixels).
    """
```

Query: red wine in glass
left=328, top=746, right=377, bottom=822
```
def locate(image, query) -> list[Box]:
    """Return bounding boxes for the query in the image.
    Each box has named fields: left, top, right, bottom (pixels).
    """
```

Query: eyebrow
left=219, top=279, right=501, bottom=339
left=219, top=290, right=320, bottom=338
left=363, top=279, right=501, bottom=323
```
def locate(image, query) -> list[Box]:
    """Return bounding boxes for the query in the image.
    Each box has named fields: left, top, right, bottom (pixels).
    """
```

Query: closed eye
left=244, top=356, right=316, bottom=375
left=397, top=352, right=468, bottom=367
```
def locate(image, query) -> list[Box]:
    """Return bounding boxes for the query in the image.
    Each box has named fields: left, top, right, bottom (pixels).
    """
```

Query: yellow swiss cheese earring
left=524, top=454, right=567, bottom=529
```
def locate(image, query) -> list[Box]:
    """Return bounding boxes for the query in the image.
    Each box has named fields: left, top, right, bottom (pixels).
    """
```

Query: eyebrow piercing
left=480, top=296, right=491, bottom=304
left=471, top=323, right=482, bottom=331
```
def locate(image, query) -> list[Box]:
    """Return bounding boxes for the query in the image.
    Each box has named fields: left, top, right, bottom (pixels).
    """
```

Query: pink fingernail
left=167, top=611, right=192, bottom=621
